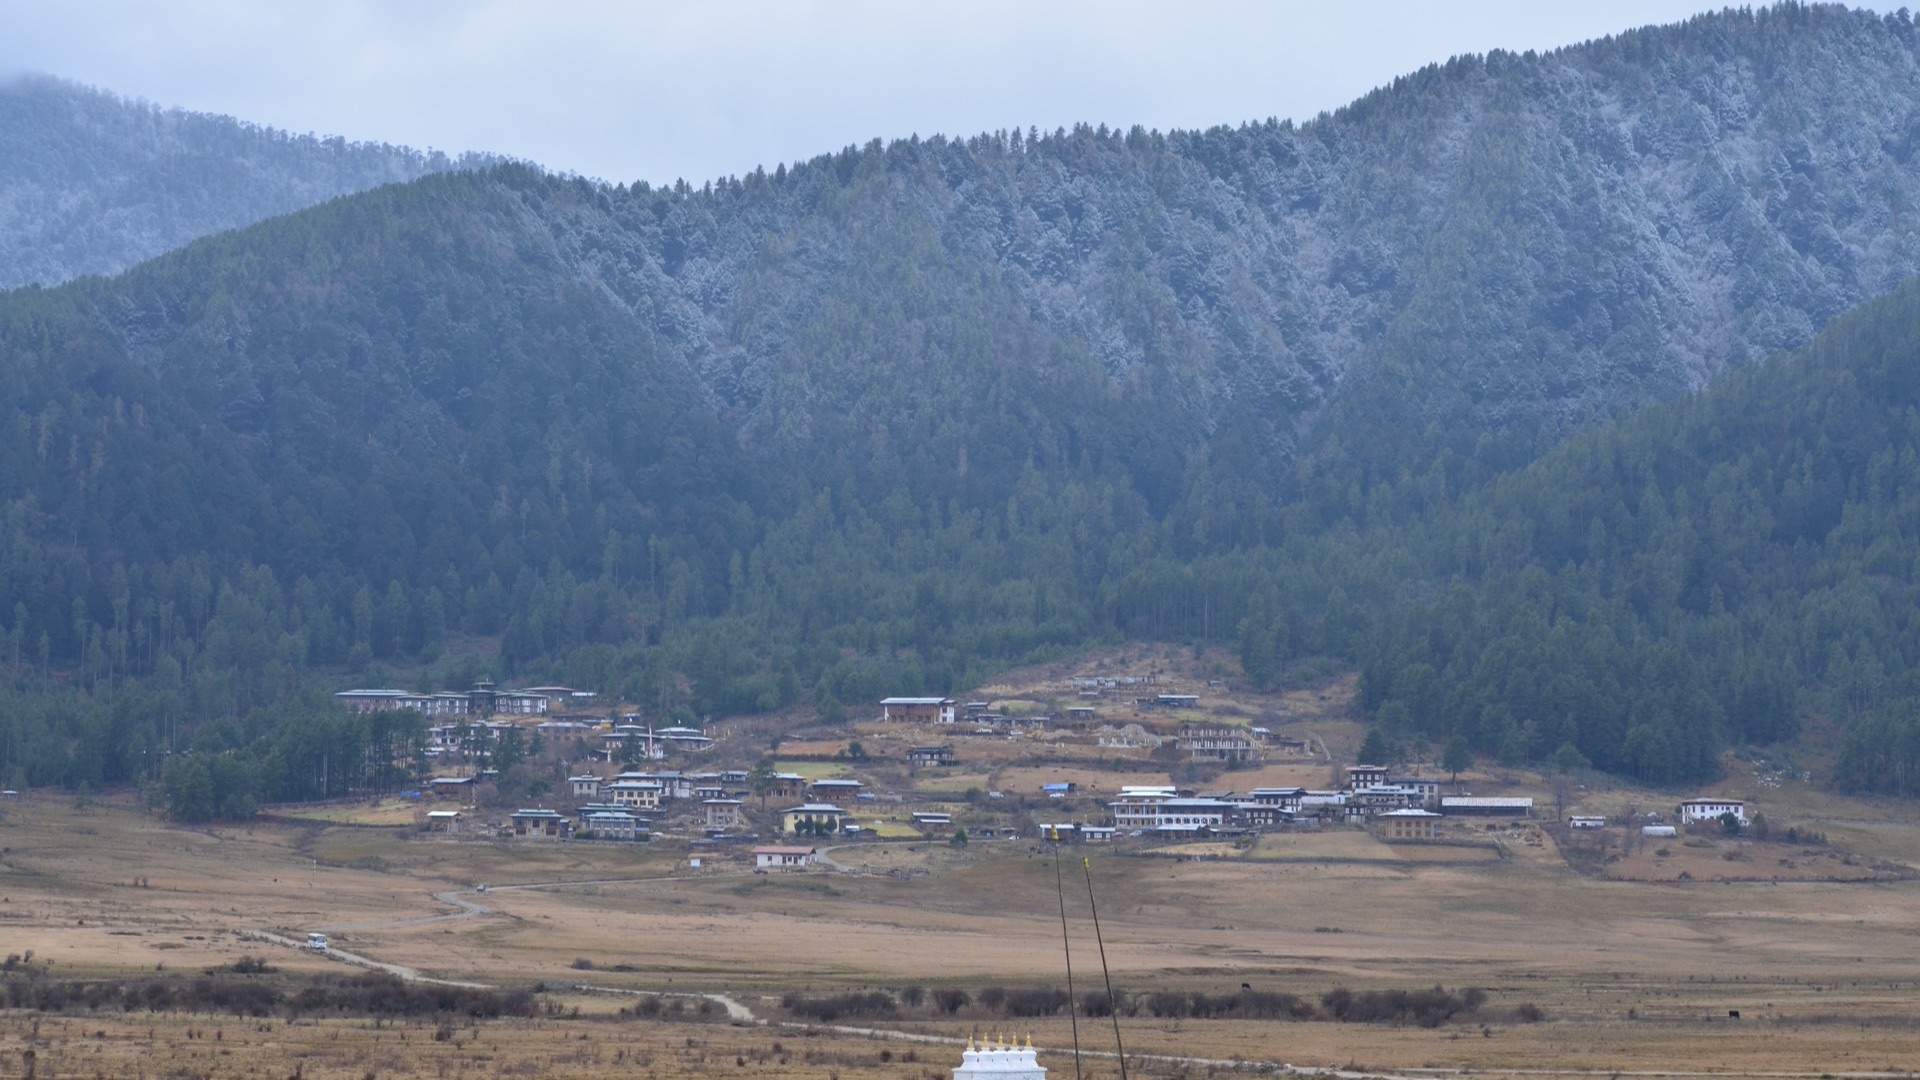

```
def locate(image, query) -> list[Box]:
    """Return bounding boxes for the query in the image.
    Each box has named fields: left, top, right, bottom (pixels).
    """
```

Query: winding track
left=243, top=881, right=1915, bottom=1080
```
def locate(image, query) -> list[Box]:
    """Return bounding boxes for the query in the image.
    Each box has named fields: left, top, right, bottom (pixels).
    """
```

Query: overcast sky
left=4, top=1, right=1758, bottom=185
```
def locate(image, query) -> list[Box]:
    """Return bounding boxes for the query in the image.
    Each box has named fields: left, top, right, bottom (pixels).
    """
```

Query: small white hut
left=953, top=1035, right=1047, bottom=1079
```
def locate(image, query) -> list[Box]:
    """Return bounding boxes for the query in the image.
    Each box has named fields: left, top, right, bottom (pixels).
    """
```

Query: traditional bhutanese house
left=655, top=726, right=715, bottom=752
left=1678, top=798, right=1747, bottom=824
left=767, top=773, right=808, bottom=802
left=518, top=686, right=598, bottom=710
left=1152, top=693, right=1200, bottom=709
left=908, top=745, right=955, bottom=768
left=1181, top=725, right=1260, bottom=764
left=809, top=778, right=864, bottom=800
left=963, top=701, right=992, bottom=716
left=1441, top=796, right=1535, bottom=817
left=1231, top=802, right=1292, bottom=828
left=568, top=775, right=603, bottom=798
left=1398, top=778, right=1442, bottom=808
left=606, top=779, right=663, bottom=809
left=1298, top=790, right=1360, bottom=822
left=1568, top=815, right=1607, bottom=829
left=911, top=811, right=954, bottom=831
left=780, top=803, right=849, bottom=834
left=692, top=781, right=727, bottom=800
left=702, top=798, right=745, bottom=830
left=510, top=808, right=569, bottom=838
left=425, top=809, right=461, bottom=833
left=1079, top=826, right=1116, bottom=843
left=427, top=776, right=476, bottom=799
left=579, top=810, right=644, bottom=841
left=1037, top=822, right=1078, bottom=842
left=1353, top=785, right=1424, bottom=813
left=622, top=771, right=692, bottom=799
left=720, top=769, right=749, bottom=785
left=334, top=689, right=438, bottom=714
left=1107, top=786, right=1178, bottom=829
left=754, top=845, right=817, bottom=870
left=882, top=697, right=957, bottom=724
left=1345, top=764, right=1392, bottom=790
left=1249, top=787, right=1305, bottom=812
left=601, top=725, right=665, bottom=762
left=1375, top=808, right=1441, bottom=841
left=1064, top=706, right=1097, bottom=724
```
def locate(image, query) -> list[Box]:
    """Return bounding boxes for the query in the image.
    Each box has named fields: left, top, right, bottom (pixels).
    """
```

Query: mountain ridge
left=0, top=73, right=492, bottom=289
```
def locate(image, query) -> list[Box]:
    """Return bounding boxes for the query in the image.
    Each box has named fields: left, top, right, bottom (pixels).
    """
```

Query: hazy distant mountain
left=3, top=4, right=1920, bottom=792
left=0, top=74, right=485, bottom=289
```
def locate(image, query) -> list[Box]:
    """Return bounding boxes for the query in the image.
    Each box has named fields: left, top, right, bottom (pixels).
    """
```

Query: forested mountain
left=0, top=75, right=483, bottom=289
left=3, top=4, right=1920, bottom=799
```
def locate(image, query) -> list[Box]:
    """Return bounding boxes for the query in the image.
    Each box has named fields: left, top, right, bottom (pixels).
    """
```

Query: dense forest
left=3, top=5, right=1920, bottom=800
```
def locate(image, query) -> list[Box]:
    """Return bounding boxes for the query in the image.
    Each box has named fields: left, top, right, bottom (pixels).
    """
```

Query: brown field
left=7, top=786, right=1920, bottom=1079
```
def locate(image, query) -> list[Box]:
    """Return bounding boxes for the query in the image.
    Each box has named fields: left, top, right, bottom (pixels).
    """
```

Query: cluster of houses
left=1051, top=764, right=1537, bottom=842
left=446, top=769, right=883, bottom=844
left=336, top=680, right=596, bottom=717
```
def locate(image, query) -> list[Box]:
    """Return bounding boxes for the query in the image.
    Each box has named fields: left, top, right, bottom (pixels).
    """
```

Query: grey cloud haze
left=4, top=1, right=1766, bottom=184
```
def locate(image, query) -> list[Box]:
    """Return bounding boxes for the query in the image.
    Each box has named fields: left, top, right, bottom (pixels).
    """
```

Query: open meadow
left=5, top=784, right=1920, bottom=1079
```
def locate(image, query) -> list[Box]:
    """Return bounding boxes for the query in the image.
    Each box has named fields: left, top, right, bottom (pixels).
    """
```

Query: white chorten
left=953, top=1034, right=1047, bottom=1079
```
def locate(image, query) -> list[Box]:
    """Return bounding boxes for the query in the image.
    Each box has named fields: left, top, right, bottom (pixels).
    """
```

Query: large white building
left=1678, top=798, right=1746, bottom=824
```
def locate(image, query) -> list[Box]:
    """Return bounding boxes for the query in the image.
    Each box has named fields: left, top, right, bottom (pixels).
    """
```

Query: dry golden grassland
left=6, top=784, right=1920, bottom=1077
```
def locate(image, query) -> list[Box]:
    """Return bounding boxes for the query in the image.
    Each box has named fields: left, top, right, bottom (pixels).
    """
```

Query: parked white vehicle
left=306, top=933, right=330, bottom=952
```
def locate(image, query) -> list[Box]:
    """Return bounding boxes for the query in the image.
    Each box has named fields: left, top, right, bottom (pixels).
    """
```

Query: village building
left=1231, top=803, right=1293, bottom=828
left=579, top=810, right=644, bottom=841
left=606, top=779, right=663, bottom=810
left=1678, top=798, right=1747, bottom=824
left=882, top=697, right=958, bottom=724
left=911, top=811, right=954, bottom=831
left=1107, top=786, right=1179, bottom=829
left=963, top=701, right=992, bottom=716
left=908, top=745, right=956, bottom=768
left=1568, top=815, right=1607, bottom=829
left=1441, top=796, right=1535, bottom=817
left=781, top=803, right=850, bottom=834
left=600, top=725, right=666, bottom=762
left=1375, top=808, right=1441, bottom=841
left=1037, top=822, right=1078, bottom=842
left=692, top=780, right=727, bottom=800
left=510, top=808, right=569, bottom=838
left=1150, top=693, right=1200, bottom=709
left=720, top=769, right=749, bottom=785
left=1110, top=793, right=1234, bottom=830
left=1353, top=785, right=1426, bottom=813
left=1181, top=725, right=1260, bottom=764
left=519, top=686, right=598, bottom=710
left=702, top=798, right=745, bottom=830
left=427, top=776, right=476, bottom=799
left=1299, top=790, right=1362, bottom=822
left=1064, top=706, right=1097, bottom=725
left=810, top=778, right=864, bottom=800
left=425, top=809, right=461, bottom=833
left=767, top=773, right=809, bottom=802
left=1345, top=764, right=1392, bottom=790
left=1249, top=787, right=1305, bottom=812
left=655, top=726, right=715, bottom=752
left=568, top=775, right=603, bottom=799
left=754, top=845, right=818, bottom=870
